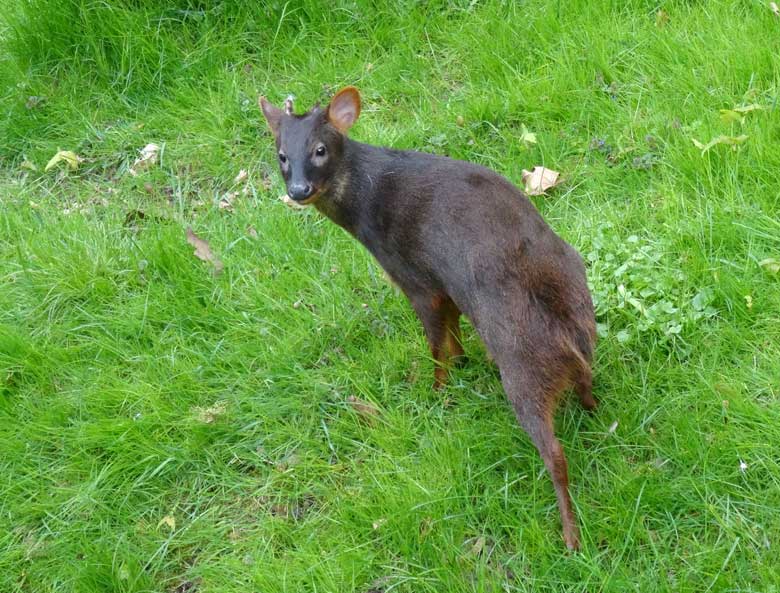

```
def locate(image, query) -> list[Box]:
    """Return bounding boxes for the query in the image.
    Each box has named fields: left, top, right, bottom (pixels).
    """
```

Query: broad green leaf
left=691, top=135, right=748, bottom=155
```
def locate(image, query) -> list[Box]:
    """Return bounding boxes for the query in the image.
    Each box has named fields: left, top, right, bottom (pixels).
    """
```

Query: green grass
left=1, top=1, right=780, bottom=591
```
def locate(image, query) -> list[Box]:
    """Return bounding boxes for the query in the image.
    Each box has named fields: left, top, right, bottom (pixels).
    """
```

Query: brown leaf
left=234, top=169, right=248, bottom=184
left=186, top=227, right=224, bottom=274
left=655, top=9, right=669, bottom=27
left=270, top=504, right=289, bottom=518
left=521, top=166, right=561, bottom=196
left=348, top=395, right=380, bottom=421
left=246, top=225, right=258, bottom=238
left=219, top=191, right=239, bottom=211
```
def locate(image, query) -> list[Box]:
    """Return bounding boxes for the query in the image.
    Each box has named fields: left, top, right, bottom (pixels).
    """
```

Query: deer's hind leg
left=493, top=350, right=582, bottom=550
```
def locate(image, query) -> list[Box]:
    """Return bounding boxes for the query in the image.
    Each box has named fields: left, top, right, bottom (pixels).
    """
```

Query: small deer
left=260, top=87, right=597, bottom=550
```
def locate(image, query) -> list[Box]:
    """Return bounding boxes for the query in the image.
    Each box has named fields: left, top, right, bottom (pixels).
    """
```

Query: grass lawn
left=1, top=1, right=779, bottom=591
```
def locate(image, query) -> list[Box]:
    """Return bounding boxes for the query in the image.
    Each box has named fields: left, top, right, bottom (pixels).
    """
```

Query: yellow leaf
left=44, top=150, right=80, bottom=172
left=718, top=110, right=744, bottom=125
left=157, top=515, right=176, bottom=531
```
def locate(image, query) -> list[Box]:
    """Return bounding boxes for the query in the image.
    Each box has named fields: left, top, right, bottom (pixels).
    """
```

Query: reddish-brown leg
left=411, top=294, right=462, bottom=389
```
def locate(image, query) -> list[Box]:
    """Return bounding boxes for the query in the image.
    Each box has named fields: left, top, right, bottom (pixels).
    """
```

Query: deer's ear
left=259, top=96, right=283, bottom=137
left=326, top=86, right=361, bottom=133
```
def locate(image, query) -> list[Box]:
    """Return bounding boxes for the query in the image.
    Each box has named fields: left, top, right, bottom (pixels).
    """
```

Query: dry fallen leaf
left=470, top=536, right=486, bottom=556
left=521, top=166, right=561, bottom=196
left=219, top=191, right=239, bottom=211
left=193, top=400, right=227, bottom=423
left=25, top=95, right=46, bottom=110
left=691, top=134, right=748, bottom=155
left=234, top=169, right=248, bottom=184
left=157, top=515, right=176, bottom=531
left=771, top=2, right=779, bottom=17
left=348, top=395, right=380, bottom=421
left=45, top=150, right=81, bottom=172
left=246, top=225, right=258, bottom=238
left=129, top=143, right=160, bottom=176
left=655, top=9, right=669, bottom=27
left=20, top=159, right=38, bottom=172
left=186, top=227, right=224, bottom=275
left=280, top=193, right=308, bottom=210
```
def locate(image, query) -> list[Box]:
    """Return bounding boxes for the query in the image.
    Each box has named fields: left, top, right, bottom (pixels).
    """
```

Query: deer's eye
left=278, top=152, right=287, bottom=163
left=315, top=145, right=326, bottom=157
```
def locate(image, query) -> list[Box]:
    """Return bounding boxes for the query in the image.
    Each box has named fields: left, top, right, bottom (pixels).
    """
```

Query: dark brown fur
left=260, top=87, right=597, bottom=550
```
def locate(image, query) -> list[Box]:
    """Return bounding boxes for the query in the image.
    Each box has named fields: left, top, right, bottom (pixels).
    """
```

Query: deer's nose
left=288, top=183, right=314, bottom=201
